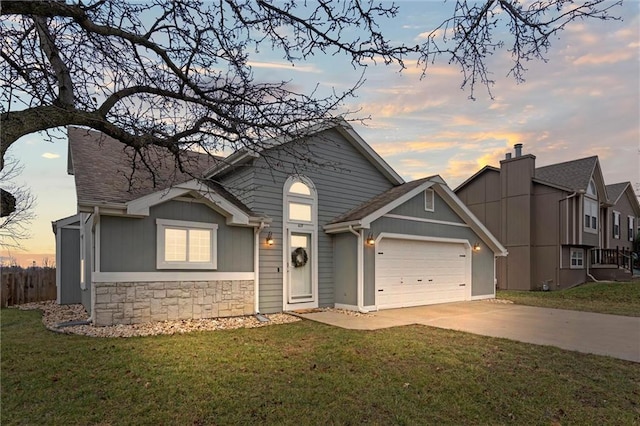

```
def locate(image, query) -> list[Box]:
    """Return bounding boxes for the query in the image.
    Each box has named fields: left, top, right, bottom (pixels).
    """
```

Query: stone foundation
left=92, top=280, right=254, bottom=326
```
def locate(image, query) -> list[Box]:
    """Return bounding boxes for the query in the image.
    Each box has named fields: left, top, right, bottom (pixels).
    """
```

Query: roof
left=67, top=127, right=254, bottom=216
left=205, top=118, right=405, bottom=186
left=606, top=182, right=630, bottom=204
left=534, top=156, right=598, bottom=191
left=454, top=165, right=500, bottom=192
left=328, top=177, right=433, bottom=224
left=325, top=175, right=508, bottom=256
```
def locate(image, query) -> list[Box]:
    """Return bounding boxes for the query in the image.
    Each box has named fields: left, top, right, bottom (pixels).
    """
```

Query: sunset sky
left=2, top=1, right=639, bottom=266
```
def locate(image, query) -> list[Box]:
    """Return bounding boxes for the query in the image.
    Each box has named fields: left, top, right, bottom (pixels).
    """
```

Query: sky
left=2, top=0, right=639, bottom=266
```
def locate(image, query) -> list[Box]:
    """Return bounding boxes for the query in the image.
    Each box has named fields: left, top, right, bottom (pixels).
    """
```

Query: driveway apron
left=298, top=302, right=640, bottom=362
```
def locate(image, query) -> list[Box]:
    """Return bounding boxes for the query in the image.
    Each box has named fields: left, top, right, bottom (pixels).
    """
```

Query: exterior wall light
left=473, top=242, right=481, bottom=252
left=266, top=232, right=274, bottom=246
left=366, top=234, right=375, bottom=246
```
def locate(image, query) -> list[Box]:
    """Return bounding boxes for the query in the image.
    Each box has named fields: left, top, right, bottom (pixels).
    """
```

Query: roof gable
left=607, top=182, right=640, bottom=215
left=454, top=165, right=500, bottom=192
left=325, top=176, right=507, bottom=256
left=534, top=156, right=601, bottom=193
left=205, top=118, right=404, bottom=186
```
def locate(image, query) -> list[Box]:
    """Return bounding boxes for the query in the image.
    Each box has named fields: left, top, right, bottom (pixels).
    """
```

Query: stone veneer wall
left=93, top=280, right=254, bottom=326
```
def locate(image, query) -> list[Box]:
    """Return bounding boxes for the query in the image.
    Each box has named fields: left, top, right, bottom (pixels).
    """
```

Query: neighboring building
left=455, top=144, right=640, bottom=291
left=54, top=120, right=507, bottom=326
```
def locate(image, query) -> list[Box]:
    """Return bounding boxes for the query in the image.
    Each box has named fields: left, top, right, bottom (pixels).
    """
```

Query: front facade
left=455, top=144, right=640, bottom=290
left=55, top=121, right=506, bottom=326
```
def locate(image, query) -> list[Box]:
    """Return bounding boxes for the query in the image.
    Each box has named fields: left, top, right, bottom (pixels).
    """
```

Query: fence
left=1, top=267, right=57, bottom=307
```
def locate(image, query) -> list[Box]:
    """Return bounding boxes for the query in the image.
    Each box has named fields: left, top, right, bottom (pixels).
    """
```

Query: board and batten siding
left=99, top=200, right=254, bottom=273
left=220, top=128, right=396, bottom=313
left=364, top=190, right=496, bottom=303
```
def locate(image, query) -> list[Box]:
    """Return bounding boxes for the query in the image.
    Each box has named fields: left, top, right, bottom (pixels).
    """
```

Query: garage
left=375, top=237, right=471, bottom=309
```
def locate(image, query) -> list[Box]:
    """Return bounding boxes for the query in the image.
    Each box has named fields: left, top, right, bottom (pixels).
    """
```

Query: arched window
left=584, top=179, right=598, bottom=232
left=285, top=177, right=316, bottom=223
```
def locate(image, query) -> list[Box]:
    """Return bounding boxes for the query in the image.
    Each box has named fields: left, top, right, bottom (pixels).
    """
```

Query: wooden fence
left=1, top=267, right=56, bottom=307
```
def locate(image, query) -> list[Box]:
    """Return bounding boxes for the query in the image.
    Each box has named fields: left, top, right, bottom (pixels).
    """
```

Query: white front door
left=288, top=230, right=314, bottom=304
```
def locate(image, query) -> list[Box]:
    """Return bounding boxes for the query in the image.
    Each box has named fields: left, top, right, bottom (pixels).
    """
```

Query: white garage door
left=375, top=238, right=470, bottom=309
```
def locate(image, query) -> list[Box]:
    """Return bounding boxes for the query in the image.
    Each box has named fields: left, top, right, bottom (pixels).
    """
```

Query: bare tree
left=0, top=157, right=36, bottom=249
left=1, top=0, right=622, bottom=172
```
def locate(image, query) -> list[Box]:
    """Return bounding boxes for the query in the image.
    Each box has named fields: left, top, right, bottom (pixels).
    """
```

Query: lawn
left=2, top=308, right=639, bottom=425
left=498, top=280, right=640, bottom=317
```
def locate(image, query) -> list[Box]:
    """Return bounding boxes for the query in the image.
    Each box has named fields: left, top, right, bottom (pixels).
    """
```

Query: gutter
left=348, top=225, right=368, bottom=313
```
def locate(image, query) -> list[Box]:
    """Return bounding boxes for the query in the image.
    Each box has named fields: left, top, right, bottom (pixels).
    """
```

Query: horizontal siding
left=389, top=191, right=465, bottom=224
left=100, top=200, right=254, bottom=273
left=247, top=128, right=396, bottom=313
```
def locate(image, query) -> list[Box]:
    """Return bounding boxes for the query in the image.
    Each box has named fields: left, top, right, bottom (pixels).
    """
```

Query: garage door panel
left=376, top=238, right=470, bottom=309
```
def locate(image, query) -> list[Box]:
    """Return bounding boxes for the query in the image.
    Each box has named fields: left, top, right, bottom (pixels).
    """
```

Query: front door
left=287, top=231, right=314, bottom=304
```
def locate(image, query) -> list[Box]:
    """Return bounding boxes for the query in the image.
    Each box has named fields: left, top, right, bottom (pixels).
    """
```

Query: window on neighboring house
left=156, top=219, right=217, bottom=269
left=424, top=188, right=434, bottom=212
left=613, top=211, right=620, bottom=239
left=570, top=248, right=584, bottom=269
left=584, top=198, right=598, bottom=232
left=587, top=179, right=596, bottom=196
left=629, top=216, right=635, bottom=242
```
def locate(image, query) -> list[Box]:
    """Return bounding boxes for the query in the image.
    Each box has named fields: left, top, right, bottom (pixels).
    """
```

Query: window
left=629, top=216, right=635, bottom=242
left=424, top=189, right=435, bottom=212
left=586, top=179, right=596, bottom=196
left=156, top=219, right=217, bottom=269
left=584, top=198, right=598, bottom=232
left=613, top=211, right=620, bottom=239
left=285, top=177, right=315, bottom=224
left=570, top=248, right=584, bottom=269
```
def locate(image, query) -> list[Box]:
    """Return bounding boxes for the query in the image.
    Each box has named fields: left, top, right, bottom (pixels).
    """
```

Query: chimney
left=514, top=143, right=523, bottom=157
left=505, top=152, right=512, bottom=160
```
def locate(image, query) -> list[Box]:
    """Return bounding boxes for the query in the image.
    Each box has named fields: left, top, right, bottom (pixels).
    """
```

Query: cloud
left=248, top=61, right=321, bottom=73
left=41, top=153, right=60, bottom=159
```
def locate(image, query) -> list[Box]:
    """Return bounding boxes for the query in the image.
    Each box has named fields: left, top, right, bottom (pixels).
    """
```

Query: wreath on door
left=291, top=247, right=308, bottom=268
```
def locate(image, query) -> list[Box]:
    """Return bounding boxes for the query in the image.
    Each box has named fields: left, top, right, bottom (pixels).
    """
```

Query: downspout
left=586, top=251, right=600, bottom=283
left=348, top=225, right=368, bottom=313
left=253, top=222, right=266, bottom=314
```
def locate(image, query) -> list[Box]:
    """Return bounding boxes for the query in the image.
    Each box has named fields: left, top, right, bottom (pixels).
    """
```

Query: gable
left=388, top=189, right=465, bottom=225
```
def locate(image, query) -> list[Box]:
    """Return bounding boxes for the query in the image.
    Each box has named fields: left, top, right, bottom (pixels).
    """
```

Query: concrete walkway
left=296, top=301, right=640, bottom=363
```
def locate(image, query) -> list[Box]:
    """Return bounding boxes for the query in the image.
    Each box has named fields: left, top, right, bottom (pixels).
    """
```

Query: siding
left=59, top=228, right=81, bottom=305
left=81, top=215, right=92, bottom=312
left=100, top=200, right=254, bottom=273
left=333, top=233, right=358, bottom=306
left=232, top=128, right=396, bottom=313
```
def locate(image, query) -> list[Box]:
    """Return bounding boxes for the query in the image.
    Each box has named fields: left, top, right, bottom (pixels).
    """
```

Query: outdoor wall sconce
left=366, top=234, right=375, bottom=246
left=266, top=232, right=274, bottom=246
left=473, top=242, right=481, bottom=252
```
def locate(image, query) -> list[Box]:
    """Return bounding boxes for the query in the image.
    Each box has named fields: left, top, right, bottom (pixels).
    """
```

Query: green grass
left=498, top=280, right=640, bottom=317
left=2, top=308, right=639, bottom=425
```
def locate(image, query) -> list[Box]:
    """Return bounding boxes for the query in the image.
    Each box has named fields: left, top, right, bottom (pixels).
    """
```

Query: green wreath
left=291, top=247, right=308, bottom=268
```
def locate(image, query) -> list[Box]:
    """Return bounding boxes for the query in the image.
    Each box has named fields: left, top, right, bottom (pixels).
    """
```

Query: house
left=54, top=119, right=507, bottom=326
left=455, top=144, right=640, bottom=291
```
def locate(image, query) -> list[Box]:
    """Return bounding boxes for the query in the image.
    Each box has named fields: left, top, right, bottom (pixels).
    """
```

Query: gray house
left=54, top=120, right=506, bottom=326
left=455, top=144, right=640, bottom=291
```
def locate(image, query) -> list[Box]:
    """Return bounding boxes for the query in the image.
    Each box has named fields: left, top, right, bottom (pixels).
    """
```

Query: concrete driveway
left=296, top=301, right=640, bottom=363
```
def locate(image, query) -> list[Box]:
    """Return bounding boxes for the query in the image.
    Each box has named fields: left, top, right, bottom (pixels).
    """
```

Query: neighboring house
left=53, top=119, right=507, bottom=326
left=455, top=144, right=640, bottom=291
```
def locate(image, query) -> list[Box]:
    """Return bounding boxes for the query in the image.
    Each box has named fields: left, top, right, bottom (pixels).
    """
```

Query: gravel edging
left=14, top=301, right=300, bottom=338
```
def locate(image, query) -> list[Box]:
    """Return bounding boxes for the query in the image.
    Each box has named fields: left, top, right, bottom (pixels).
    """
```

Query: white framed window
left=586, top=179, right=596, bottom=196
left=156, top=219, right=217, bottom=269
left=424, top=189, right=434, bottom=212
left=584, top=198, right=598, bottom=233
left=285, top=177, right=316, bottom=224
left=570, top=248, right=584, bottom=269
left=613, top=211, right=620, bottom=239
left=629, top=216, right=635, bottom=241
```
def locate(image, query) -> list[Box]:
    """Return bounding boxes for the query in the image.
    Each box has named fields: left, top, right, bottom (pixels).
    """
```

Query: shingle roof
left=68, top=127, right=253, bottom=215
left=534, top=156, right=598, bottom=191
left=606, top=182, right=630, bottom=204
left=328, top=177, right=432, bottom=224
